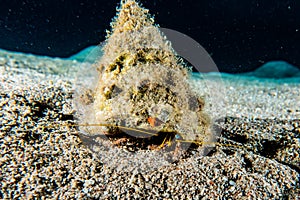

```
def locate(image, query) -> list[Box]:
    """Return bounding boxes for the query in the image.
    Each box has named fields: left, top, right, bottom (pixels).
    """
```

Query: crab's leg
left=157, top=136, right=169, bottom=149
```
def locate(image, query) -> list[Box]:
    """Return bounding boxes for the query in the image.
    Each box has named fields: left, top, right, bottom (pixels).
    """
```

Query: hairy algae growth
left=74, top=0, right=215, bottom=166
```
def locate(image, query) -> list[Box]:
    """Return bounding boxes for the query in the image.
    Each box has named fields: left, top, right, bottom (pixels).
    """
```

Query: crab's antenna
left=39, top=123, right=159, bottom=137
left=18, top=123, right=244, bottom=150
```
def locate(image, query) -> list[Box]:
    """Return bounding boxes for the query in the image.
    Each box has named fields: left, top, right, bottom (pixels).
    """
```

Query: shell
left=76, top=0, right=213, bottom=149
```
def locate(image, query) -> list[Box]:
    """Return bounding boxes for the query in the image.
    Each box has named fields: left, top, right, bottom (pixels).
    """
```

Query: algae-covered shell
left=76, top=0, right=213, bottom=149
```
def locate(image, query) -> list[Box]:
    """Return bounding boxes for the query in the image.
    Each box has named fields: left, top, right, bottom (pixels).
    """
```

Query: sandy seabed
left=0, top=49, right=299, bottom=199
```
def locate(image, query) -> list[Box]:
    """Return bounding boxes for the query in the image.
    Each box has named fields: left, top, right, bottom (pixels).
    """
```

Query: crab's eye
left=175, top=134, right=180, bottom=139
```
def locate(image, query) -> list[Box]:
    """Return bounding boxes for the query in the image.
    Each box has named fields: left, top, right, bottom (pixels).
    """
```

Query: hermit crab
left=74, top=0, right=215, bottom=158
